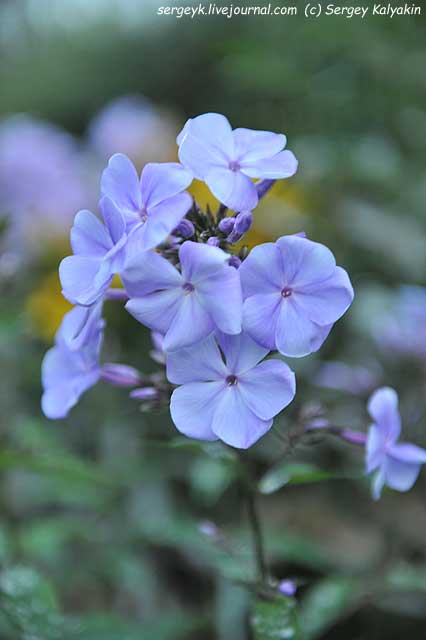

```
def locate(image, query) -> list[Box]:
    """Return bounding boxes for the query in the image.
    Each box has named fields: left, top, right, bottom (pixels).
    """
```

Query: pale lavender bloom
left=41, top=309, right=104, bottom=419
left=366, top=387, right=426, bottom=500
left=374, top=286, right=426, bottom=360
left=0, top=115, right=88, bottom=253
left=167, top=332, right=296, bottom=449
left=101, top=153, right=192, bottom=252
left=88, top=96, right=177, bottom=165
left=177, top=113, right=298, bottom=211
left=240, top=235, right=354, bottom=358
left=123, top=241, right=242, bottom=352
left=60, top=197, right=127, bottom=305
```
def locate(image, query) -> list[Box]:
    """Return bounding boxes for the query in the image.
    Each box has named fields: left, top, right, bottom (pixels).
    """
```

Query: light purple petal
left=179, top=241, right=229, bottom=283
left=60, top=255, right=112, bottom=305
left=366, top=424, right=386, bottom=473
left=372, top=469, right=386, bottom=501
left=125, top=288, right=183, bottom=334
left=163, top=293, right=215, bottom=352
left=70, top=210, right=112, bottom=257
left=275, top=298, right=331, bottom=357
left=205, top=168, right=258, bottom=212
left=99, top=196, right=126, bottom=245
left=238, top=359, right=296, bottom=420
left=141, top=192, right=192, bottom=250
left=384, top=456, right=422, bottom=493
left=388, top=442, right=426, bottom=465
left=367, top=387, right=401, bottom=443
left=166, top=335, right=228, bottom=384
left=241, top=150, right=298, bottom=179
left=196, top=267, right=243, bottom=335
left=239, top=243, right=283, bottom=297
left=122, top=250, right=182, bottom=297
left=101, top=153, right=142, bottom=215
left=242, top=293, right=282, bottom=351
left=216, top=331, right=270, bottom=375
left=295, top=266, right=354, bottom=326
left=212, top=386, right=272, bottom=449
left=178, top=113, right=234, bottom=179
left=276, top=236, right=336, bottom=287
left=140, top=162, right=192, bottom=209
left=56, top=301, right=103, bottom=351
left=170, top=381, right=223, bottom=441
left=233, top=128, right=286, bottom=162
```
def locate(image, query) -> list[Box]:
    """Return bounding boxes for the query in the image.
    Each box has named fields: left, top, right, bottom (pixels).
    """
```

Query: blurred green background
left=0, top=1, right=426, bottom=638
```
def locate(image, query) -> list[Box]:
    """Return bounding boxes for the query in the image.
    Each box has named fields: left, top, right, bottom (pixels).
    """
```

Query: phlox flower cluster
left=41, top=112, right=354, bottom=451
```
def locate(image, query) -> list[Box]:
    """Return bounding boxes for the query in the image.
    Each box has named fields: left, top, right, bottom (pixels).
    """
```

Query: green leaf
left=299, top=577, right=360, bottom=640
left=258, top=463, right=358, bottom=495
left=251, top=595, right=299, bottom=640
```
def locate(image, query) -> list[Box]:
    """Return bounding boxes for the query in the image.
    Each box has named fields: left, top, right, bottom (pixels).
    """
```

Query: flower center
left=182, top=282, right=195, bottom=293
left=226, top=374, right=238, bottom=386
left=228, top=160, right=241, bottom=172
left=281, top=287, right=293, bottom=298
left=139, top=206, right=148, bottom=223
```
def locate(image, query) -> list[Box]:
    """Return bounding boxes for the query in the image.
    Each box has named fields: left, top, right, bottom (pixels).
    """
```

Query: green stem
left=246, top=483, right=267, bottom=584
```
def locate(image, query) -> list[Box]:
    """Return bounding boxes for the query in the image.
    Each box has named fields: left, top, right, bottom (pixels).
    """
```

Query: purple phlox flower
left=122, top=241, right=243, bottom=352
left=88, top=95, right=177, bottom=165
left=177, top=113, right=298, bottom=212
left=366, top=387, right=426, bottom=500
left=167, top=331, right=296, bottom=449
left=374, top=286, right=426, bottom=360
left=59, top=196, right=127, bottom=305
left=313, top=360, right=378, bottom=395
left=227, top=211, right=253, bottom=244
left=0, top=115, right=89, bottom=253
left=278, top=580, right=297, bottom=597
left=101, top=153, right=192, bottom=252
left=41, top=307, right=104, bottom=419
left=100, top=363, right=143, bottom=387
left=240, top=235, right=354, bottom=358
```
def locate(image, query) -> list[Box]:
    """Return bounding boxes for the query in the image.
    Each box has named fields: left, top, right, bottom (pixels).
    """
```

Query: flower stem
left=245, top=484, right=267, bottom=584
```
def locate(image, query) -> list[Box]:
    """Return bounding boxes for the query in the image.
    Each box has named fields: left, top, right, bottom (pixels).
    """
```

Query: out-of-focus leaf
left=258, top=463, right=357, bottom=495
left=215, top=577, right=248, bottom=640
left=75, top=611, right=204, bottom=640
left=299, top=577, right=361, bottom=639
left=251, top=594, right=299, bottom=640
left=190, top=456, right=236, bottom=504
left=386, top=564, right=426, bottom=592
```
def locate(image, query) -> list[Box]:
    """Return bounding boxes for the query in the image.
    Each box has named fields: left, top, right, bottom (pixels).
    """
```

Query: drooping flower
left=167, top=332, right=296, bottom=449
left=59, top=197, right=127, bottom=305
left=366, top=387, right=426, bottom=500
left=240, top=235, right=354, bottom=358
left=122, top=241, right=242, bottom=352
left=41, top=306, right=104, bottom=419
left=101, top=153, right=192, bottom=251
left=177, top=113, right=298, bottom=211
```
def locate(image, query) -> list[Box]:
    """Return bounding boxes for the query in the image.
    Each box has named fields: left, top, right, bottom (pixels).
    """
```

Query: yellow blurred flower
left=26, top=272, right=71, bottom=341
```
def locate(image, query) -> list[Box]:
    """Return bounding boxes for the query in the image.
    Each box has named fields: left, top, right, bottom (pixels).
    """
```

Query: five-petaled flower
left=59, top=197, right=127, bottom=305
left=366, top=387, right=426, bottom=500
left=177, top=113, right=298, bottom=212
left=123, top=241, right=243, bottom=352
left=167, top=332, right=296, bottom=449
left=240, top=235, right=354, bottom=357
left=101, top=153, right=192, bottom=251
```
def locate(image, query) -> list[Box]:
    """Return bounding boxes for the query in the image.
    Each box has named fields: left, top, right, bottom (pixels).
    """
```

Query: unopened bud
left=175, top=218, right=195, bottom=238
left=130, top=387, right=159, bottom=401
left=228, top=255, right=241, bottom=269
left=218, top=217, right=235, bottom=234
left=207, top=236, right=220, bottom=247
left=278, top=580, right=297, bottom=597
left=100, top=364, right=142, bottom=387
